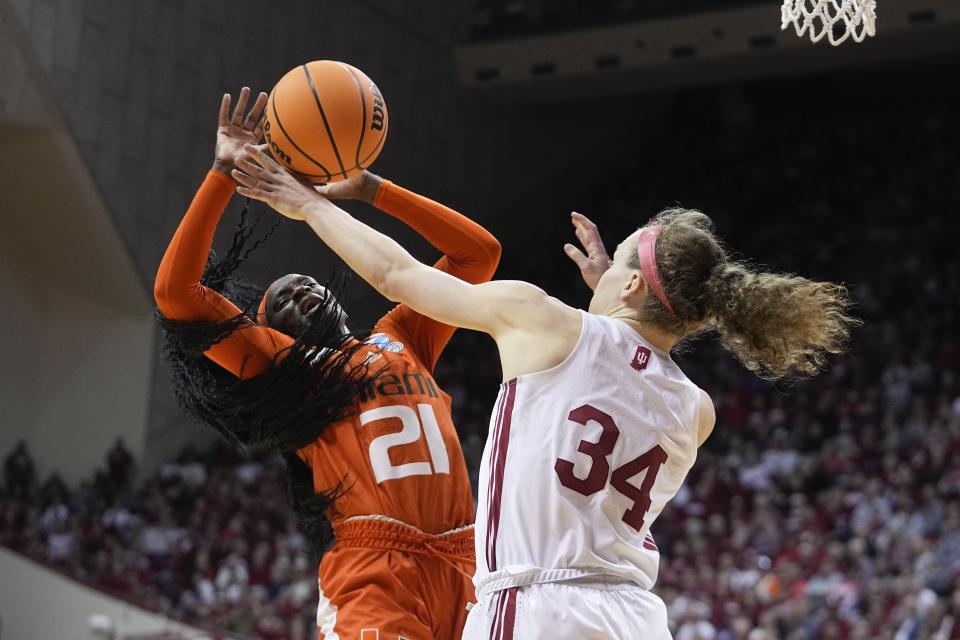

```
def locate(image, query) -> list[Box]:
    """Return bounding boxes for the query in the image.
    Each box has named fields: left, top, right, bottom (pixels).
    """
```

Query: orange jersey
left=299, top=310, right=474, bottom=533
left=155, top=170, right=500, bottom=533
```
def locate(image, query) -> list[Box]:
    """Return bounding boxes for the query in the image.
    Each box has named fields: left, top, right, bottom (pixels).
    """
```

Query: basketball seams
left=337, top=62, right=368, bottom=170
left=357, top=123, right=387, bottom=168
left=269, top=90, right=333, bottom=183
left=302, top=64, right=349, bottom=180
left=268, top=60, right=387, bottom=183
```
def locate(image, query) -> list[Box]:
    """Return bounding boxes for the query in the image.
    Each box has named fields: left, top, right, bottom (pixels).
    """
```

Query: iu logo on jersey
left=631, top=345, right=652, bottom=371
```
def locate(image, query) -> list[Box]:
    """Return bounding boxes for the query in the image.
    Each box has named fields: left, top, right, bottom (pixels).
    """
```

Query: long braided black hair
left=156, top=202, right=374, bottom=556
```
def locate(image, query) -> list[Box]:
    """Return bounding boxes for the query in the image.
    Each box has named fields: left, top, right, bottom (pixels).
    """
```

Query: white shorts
left=462, top=579, right=672, bottom=640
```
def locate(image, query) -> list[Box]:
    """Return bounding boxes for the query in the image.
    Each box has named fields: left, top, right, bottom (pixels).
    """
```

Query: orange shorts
left=316, top=518, right=476, bottom=640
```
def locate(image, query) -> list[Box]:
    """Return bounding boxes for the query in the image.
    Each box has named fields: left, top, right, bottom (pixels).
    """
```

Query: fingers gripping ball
left=264, top=60, right=388, bottom=184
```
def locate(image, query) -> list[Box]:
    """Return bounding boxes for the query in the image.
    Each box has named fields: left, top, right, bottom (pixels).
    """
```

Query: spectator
left=106, top=438, right=135, bottom=487
left=4, top=440, right=34, bottom=498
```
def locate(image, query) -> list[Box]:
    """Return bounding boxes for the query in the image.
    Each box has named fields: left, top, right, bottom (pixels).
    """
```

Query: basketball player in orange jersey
left=154, top=88, right=500, bottom=639
left=233, top=142, right=858, bottom=639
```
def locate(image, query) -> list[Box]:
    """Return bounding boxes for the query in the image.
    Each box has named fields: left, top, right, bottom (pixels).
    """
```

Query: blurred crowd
left=468, top=0, right=761, bottom=41
left=3, top=93, right=959, bottom=640
left=1, top=441, right=316, bottom=639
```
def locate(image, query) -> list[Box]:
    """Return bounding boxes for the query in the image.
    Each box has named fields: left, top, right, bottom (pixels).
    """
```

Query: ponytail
left=632, top=208, right=859, bottom=380
left=705, top=262, right=857, bottom=379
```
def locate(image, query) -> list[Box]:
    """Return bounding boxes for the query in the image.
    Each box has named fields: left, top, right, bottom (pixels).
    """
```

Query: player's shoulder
left=483, top=279, right=549, bottom=300
left=486, top=280, right=579, bottom=322
left=696, top=387, right=716, bottom=447
left=360, top=326, right=419, bottom=369
left=365, top=328, right=407, bottom=353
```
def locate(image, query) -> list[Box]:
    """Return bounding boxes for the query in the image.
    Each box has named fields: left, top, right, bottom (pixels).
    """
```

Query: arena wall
left=0, top=123, right=154, bottom=486
left=1, top=1, right=157, bottom=485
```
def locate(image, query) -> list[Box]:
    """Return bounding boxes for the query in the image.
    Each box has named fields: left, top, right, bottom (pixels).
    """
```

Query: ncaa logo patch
left=631, top=345, right=652, bottom=371
left=366, top=333, right=405, bottom=354
left=367, top=333, right=391, bottom=348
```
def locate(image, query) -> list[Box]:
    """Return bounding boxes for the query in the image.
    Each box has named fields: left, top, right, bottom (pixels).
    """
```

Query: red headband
left=637, top=226, right=675, bottom=314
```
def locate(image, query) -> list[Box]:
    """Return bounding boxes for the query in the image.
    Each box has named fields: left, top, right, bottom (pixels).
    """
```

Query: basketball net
left=781, top=0, right=877, bottom=45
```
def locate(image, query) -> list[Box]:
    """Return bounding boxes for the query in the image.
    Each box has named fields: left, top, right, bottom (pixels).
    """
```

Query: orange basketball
left=263, top=60, right=388, bottom=184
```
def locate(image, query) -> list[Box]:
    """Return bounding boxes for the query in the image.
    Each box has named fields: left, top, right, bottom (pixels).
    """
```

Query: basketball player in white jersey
left=232, top=144, right=857, bottom=639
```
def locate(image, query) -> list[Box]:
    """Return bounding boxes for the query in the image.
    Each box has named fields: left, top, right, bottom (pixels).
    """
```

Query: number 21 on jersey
left=361, top=404, right=450, bottom=484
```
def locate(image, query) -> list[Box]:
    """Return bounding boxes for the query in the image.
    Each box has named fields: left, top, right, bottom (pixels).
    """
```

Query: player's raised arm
left=309, top=169, right=502, bottom=371
left=316, top=171, right=501, bottom=286
left=232, top=144, right=560, bottom=337
left=233, top=144, right=580, bottom=377
left=155, top=89, right=295, bottom=379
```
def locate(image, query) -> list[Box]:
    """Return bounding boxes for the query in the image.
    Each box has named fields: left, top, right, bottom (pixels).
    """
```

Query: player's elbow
left=481, top=234, right=503, bottom=273
left=153, top=275, right=194, bottom=319
left=458, top=234, right=502, bottom=283
left=378, top=263, right=434, bottom=306
left=374, top=266, right=408, bottom=303
left=153, top=276, right=174, bottom=314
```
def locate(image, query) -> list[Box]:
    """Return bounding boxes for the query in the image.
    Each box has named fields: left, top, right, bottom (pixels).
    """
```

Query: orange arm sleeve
left=373, top=181, right=501, bottom=371
left=154, top=170, right=293, bottom=379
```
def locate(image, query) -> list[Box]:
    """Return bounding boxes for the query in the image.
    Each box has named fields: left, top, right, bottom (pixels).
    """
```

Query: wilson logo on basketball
left=370, top=84, right=385, bottom=132
left=631, top=345, right=651, bottom=371
left=263, top=121, right=292, bottom=165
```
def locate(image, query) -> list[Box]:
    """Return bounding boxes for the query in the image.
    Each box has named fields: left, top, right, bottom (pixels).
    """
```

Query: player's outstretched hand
left=564, top=212, right=612, bottom=291
left=233, top=144, right=318, bottom=221
left=213, top=87, right=268, bottom=175
left=315, top=171, right=383, bottom=204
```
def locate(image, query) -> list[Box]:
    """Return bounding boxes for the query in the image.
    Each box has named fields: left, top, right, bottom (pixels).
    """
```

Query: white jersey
left=474, top=311, right=702, bottom=594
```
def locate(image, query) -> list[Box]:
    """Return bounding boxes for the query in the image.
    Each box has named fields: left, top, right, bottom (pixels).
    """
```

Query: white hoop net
left=782, top=0, right=877, bottom=46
